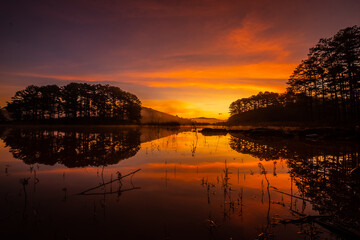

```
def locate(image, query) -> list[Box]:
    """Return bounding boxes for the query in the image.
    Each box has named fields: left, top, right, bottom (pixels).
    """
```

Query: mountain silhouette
left=140, top=107, right=192, bottom=125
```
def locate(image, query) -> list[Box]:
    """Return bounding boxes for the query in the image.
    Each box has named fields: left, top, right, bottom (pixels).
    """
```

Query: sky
left=0, top=0, right=359, bottom=119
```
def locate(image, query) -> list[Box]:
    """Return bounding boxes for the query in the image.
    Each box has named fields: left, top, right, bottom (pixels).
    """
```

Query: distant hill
left=190, top=117, right=225, bottom=124
left=141, top=107, right=192, bottom=125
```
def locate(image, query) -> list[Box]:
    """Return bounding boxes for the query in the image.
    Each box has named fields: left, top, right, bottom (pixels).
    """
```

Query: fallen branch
left=78, top=169, right=141, bottom=195
left=270, top=186, right=313, bottom=203
left=280, top=215, right=331, bottom=224
left=79, top=187, right=141, bottom=196
left=280, top=215, right=360, bottom=240
left=315, top=220, right=360, bottom=240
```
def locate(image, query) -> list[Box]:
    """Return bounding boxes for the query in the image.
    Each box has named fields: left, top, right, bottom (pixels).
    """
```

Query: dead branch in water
left=79, top=187, right=141, bottom=196
left=280, top=214, right=360, bottom=240
left=77, top=169, right=141, bottom=195
left=280, top=215, right=332, bottom=224
left=269, top=186, right=314, bottom=203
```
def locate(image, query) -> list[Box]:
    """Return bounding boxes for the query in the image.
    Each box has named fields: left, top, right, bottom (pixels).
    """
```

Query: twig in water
left=79, top=187, right=141, bottom=196
left=77, top=169, right=141, bottom=195
left=269, top=186, right=314, bottom=203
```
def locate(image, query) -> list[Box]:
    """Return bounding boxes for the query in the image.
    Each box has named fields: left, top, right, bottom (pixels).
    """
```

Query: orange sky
left=1, top=0, right=359, bottom=118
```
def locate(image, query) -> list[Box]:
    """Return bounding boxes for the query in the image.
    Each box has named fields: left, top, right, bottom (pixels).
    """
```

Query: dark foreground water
left=0, top=126, right=359, bottom=239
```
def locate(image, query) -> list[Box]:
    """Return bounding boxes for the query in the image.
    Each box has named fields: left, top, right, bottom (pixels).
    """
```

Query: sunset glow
left=1, top=0, right=359, bottom=118
left=0, top=1, right=359, bottom=235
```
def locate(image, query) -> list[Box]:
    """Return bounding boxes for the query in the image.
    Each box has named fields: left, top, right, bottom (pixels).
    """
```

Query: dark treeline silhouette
left=229, top=133, right=360, bottom=234
left=2, top=127, right=141, bottom=167
left=228, top=90, right=304, bottom=124
left=230, top=91, right=284, bottom=114
left=4, top=83, right=142, bottom=124
left=229, top=26, right=360, bottom=125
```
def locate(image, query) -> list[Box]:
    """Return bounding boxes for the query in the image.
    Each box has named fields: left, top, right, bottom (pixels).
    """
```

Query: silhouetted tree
left=5, top=83, right=142, bottom=124
left=229, top=26, right=360, bottom=125
left=288, top=25, right=360, bottom=123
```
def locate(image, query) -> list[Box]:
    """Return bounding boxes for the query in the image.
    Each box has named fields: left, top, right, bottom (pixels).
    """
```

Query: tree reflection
left=229, top=133, right=360, bottom=235
left=2, top=127, right=141, bottom=167
left=288, top=154, right=360, bottom=231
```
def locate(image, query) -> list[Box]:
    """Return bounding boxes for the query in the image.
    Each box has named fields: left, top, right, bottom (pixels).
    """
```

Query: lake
left=0, top=126, right=359, bottom=239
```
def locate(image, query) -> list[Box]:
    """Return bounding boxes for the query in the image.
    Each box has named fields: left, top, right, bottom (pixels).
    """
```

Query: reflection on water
left=0, top=127, right=359, bottom=239
left=2, top=127, right=141, bottom=167
left=230, top=133, right=360, bottom=239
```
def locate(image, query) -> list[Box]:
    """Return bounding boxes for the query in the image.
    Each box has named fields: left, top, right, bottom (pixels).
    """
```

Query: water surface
left=0, top=126, right=359, bottom=239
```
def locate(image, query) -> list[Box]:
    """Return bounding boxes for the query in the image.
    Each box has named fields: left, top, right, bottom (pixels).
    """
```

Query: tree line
left=229, top=25, right=360, bottom=125
left=229, top=91, right=296, bottom=115
left=4, top=83, right=142, bottom=123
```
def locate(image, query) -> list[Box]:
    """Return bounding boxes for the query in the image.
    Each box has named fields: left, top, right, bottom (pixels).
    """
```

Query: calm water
left=0, top=126, right=359, bottom=239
